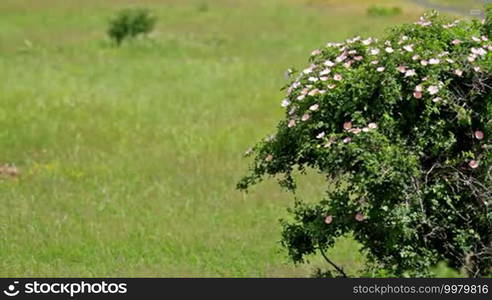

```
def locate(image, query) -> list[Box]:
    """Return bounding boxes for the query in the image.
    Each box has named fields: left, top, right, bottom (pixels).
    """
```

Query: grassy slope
left=0, top=0, right=441, bottom=276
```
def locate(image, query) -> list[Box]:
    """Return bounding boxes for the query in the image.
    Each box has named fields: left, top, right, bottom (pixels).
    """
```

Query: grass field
left=426, top=0, right=482, bottom=10
left=0, top=0, right=473, bottom=277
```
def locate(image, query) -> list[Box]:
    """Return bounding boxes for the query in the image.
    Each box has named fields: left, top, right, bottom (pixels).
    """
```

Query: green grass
left=426, top=0, right=483, bottom=10
left=0, top=0, right=455, bottom=277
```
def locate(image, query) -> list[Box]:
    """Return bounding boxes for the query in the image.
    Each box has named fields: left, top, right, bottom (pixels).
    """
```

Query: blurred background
left=0, top=0, right=481, bottom=277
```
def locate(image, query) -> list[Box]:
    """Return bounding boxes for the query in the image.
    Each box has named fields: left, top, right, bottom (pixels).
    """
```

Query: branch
left=318, top=247, right=348, bottom=278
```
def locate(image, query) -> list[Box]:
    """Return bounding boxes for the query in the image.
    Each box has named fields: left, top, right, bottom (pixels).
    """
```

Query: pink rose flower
left=474, top=131, right=484, bottom=140
left=469, top=160, right=479, bottom=169
left=427, top=85, right=439, bottom=95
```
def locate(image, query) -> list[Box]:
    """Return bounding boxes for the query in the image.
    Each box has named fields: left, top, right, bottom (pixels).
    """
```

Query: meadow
left=0, top=0, right=472, bottom=276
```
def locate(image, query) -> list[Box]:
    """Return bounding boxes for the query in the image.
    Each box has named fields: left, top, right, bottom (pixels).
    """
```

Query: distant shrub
left=367, top=5, right=402, bottom=17
left=196, top=2, right=210, bottom=13
left=238, top=8, right=492, bottom=277
left=107, top=8, right=157, bottom=46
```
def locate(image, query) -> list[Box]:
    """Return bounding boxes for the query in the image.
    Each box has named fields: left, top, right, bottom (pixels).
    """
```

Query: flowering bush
left=238, top=9, right=492, bottom=277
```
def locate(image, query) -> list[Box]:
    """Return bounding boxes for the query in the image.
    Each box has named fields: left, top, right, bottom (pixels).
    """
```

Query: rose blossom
left=469, top=160, right=479, bottom=169
left=405, top=69, right=416, bottom=77
left=403, top=44, right=414, bottom=52
left=324, top=60, right=335, bottom=67
left=428, top=85, right=439, bottom=95
left=350, top=128, right=362, bottom=135
left=475, top=131, right=484, bottom=140
left=429, top=58, right=440, bottom=65
left=370, top=48, right=380, bottom=55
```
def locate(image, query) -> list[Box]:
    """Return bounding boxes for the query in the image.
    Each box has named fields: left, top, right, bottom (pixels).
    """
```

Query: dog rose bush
left=238, top=9, right=492, bottom=277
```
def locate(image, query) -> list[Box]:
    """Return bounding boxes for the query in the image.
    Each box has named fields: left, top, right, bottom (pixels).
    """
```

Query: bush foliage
left=107, top=8, right=157, bottom=46
left=238, top=9, right=492, bottom=277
